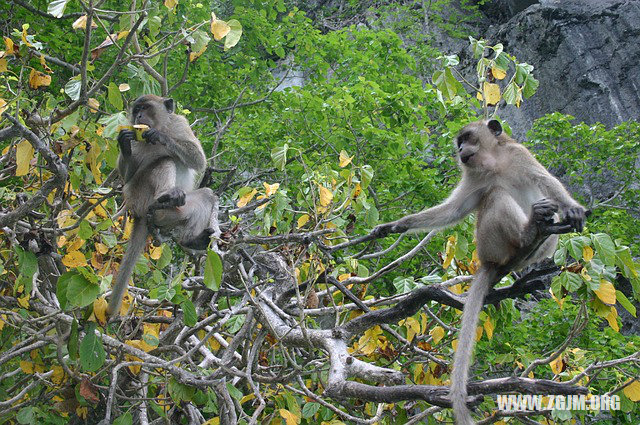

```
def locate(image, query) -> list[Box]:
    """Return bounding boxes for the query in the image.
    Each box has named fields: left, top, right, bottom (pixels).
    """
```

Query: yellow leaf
left=429, top=326, right=445, bottom=345
left=17, top=294, right=30, bottom=308
left=52, top=365, right=66, bottom=385
left=93, top=297, right=108, bottom=326
left=76, top=406, right=88, bottom=420
left=623, top=380, right=640, bottom=401
left=475, top=326, right=483, bottom=341
left=28, top=69, right=52, bottom=89
left=297, top=214, right=310, bottom=229
left=87, top=98, right=99, bottom=113
left=357, top=325, right=382, bottom=356
left=149, top=245, right=163, bottom=260
left=20, top=360, right=35, bottom=374
left=86, top=143, right=102, bottom=184
left=452, top=339, right=458, bottom=351
left=338, top=273, right=351, bottom=282
left=72, top=15, right=97, bottom=30
left=582, top=245, right=594, bottom=262
left=68, top=238, right=85, bottom=251
left=117, top=30, right=129, bottom=40
left=483, top=317, right=494, bottom=339
left=236, top=188, right=257, bottom=208
left=0, top=98, right=7, bottom=114
left=404, top=316, right=421, bottom=342
left=120, top=290, right=133, bottom=316
left=95, top=243, right=108, bottom=255
left=240, top=393, right=256, bottom=404
left=605, top=306, right=619, bottom=332
left=15, top=139, right=34, bottom=176
left=119, top=83, right=130, bottom=92
left=443, top=235, right=456, bottom=269
left=339, top=150, right=353, bottom=168
left=21, top=26, right=32, bottom=47
left=491, top=67, right=507, bottom=80
left=0, top=58, right=7, bottom=73
left=211, top=14, right=231, bottom=40
left=203, top=418, right=220, bottom=425
left=189, top=46, right=207, bottom=62
left=263, top=182, right=280, bottom=197
left=4, top=37, right=15, bottom=55
left=0, top=314, right=6, bottom=331
left=595, top=279, right=616, bottom=305
left=478, top=82, right=501, bottom=105
left=164, top=0, right=177, bottom=10
left=279, top=409, right=300, bottom=425
left=62, top=250, right=88, bottom=268
left=319, top=186, right=333, bottom=207
left=549, top=356, right=564, bottom=375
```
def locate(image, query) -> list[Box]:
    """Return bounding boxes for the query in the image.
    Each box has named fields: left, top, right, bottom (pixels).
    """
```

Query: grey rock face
left=484, top=0, right=640, bottom=138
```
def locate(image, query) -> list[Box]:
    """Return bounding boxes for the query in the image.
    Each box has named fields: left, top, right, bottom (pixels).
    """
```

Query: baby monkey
left=108, top=95, right=216, bottom=316
left=374, top=119, right=586, bottom=425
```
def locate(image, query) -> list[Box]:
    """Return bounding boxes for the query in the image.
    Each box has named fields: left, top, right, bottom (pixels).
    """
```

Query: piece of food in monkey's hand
left=117, top=124, right=150, bottom=141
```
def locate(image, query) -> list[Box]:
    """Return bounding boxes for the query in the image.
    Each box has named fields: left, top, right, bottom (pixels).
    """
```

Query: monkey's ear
left=487, top=119, right=502, bottom=136
left=163, top=98, right=175, bottom=113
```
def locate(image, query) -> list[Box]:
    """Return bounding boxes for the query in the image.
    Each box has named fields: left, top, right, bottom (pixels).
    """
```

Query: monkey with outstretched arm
left=373, top=119, right=586, bottom=425
left=108, top=95, right=217, bottom=316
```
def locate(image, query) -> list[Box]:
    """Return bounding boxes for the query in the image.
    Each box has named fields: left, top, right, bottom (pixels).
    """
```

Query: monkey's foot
left=156, top=188, right=186, bottom=208
left=182, top=228, right=215, bottom=251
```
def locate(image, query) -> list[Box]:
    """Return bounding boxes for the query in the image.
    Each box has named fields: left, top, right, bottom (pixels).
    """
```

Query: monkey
left=108, top=94, right=217, bottom=316
left=373, top=119, right=586, bottom=425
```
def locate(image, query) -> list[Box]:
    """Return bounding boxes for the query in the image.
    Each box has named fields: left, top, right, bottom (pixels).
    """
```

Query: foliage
left=0, top=1, right=638, bottom=424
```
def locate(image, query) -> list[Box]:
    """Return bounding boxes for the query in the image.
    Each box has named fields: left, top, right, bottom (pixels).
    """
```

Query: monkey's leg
left=153, top=188, right=218, bottom=250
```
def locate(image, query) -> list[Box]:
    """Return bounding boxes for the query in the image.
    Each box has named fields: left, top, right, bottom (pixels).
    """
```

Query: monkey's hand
left=563, top=206, right=587, bottom=232
left=531, top=199, right=574, bottom=235
left=142, top=128, right=166, bottom=145
left=372, top=221, right=408, bottom=238
left=117, top=129, right=135, bottom=156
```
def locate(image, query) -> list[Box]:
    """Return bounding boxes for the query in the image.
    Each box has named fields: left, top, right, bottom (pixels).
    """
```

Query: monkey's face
left=455, top=120, right=504, bottom=170
left=131, top=101, right=156, bottom=127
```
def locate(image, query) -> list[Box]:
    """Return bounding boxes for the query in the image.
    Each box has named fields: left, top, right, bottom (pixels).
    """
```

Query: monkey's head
left=130, top=95, right=175, bottom=127
left=454, top=119, right=510, bottom=170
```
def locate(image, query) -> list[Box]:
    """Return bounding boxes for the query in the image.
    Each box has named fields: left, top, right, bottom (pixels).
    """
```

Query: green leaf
left=157, top=243, right=173, bottom=269
left=78, top=220, right=93, bottom=239
left=592, top=233, right=616, bottom=266
left=65, top=77, right=82, bottom=101
left=168, top=377, right=195, bottom=403
left=302, top=402, right=320, bottom=419
left=16, top=406, right=35, bottom=424
left=15, top=246, right=38, bottom=294
left=203, top=249, right=223, bottom=291
left=271, top=144, right=288, bottom=171
left=615, top=290, right=636, bottom=317
left=224, top=19, right=243, bottom=50
left=113, top=412, right=133, bottom=425
left=502, top=81, right=519, bottom=105
left=360, top=165, right=373, bottom=189
left=47, top=0, right=70, bottom=18
left=226, top=382, right=243, bottom=401
left=192, top=29, right=211, bottom=53
left=563, top=272, right=583, bottom=292
left=80, top=322, right=106, bottom=372
left=66, top=272, right=100, bottom=308
left=393, top=277, right=416, bottom=293
left=98, top=112, right=129, bottom=139
left=522, top=74, right=539, bottom=98
left=181, top=300, right=198, bottom=327
left=68, top=318, right=79, bottom=361
left=566, top=236, right=585, bottom=261
left=108, top=82, right=123, bottom=110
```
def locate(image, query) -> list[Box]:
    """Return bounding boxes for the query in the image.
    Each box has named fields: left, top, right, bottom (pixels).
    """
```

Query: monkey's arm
left=117, top=130, right=138, bottom=183
left=143, top=116, right=206, bottom=172
left=373, top=182, right=484, bottom=236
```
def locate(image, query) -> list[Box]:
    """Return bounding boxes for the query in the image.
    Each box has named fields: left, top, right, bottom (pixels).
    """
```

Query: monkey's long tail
left=450, top=266, right=497, bottom=425
left=107, top=218, right=148, bottom=316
